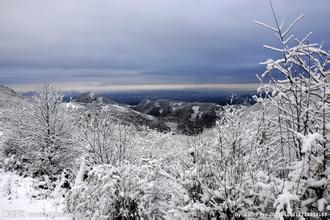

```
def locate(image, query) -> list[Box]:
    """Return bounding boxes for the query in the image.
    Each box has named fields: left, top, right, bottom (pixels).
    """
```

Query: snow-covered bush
left=74, top=110, right=134, bottom=165
left=164, top=105, right=272, bottom=219
left=66, top=161, right=170, bottom=218
left=1, top=138, right=24, bottom=173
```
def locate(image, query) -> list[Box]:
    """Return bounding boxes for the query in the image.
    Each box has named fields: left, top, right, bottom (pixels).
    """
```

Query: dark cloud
left=0, top=0, right=329, bottom=86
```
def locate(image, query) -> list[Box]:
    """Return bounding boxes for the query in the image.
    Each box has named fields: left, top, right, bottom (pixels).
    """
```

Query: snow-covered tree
left=254, top=2, right=329, bottom=218
left=74, top=110, right=133, bottom=165
left=5, top=85, right=77, bottom=182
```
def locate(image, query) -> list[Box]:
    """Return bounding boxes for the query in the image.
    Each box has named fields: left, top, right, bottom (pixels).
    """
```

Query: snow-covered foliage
left=0, top=6, right=328, bottom=220
left=253, top=4, right=329, bottom=219
left=66, top=161, right=169, bottom=218
left=74, top=110, right=134, bottom=165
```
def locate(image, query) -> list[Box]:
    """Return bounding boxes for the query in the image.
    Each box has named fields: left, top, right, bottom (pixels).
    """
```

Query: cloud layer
left=0, top=0, right=329, bottom=88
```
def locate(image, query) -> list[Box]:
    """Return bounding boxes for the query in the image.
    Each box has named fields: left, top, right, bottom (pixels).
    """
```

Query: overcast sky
left=0, top=0, right=329, bottom=90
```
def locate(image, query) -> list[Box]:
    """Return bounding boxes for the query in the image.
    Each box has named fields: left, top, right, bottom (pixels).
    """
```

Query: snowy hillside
left=0, top=14, right=329, bottom=220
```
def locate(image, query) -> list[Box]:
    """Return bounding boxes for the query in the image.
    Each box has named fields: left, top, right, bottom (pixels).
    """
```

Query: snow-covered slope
left=133, top=99, right=222, bottom=135
left=0, top=170, right=69, bottom=219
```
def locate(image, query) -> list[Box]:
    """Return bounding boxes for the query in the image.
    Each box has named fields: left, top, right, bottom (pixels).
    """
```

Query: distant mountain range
left=59, top=89, right=257, bottom=105
left=13, top=88, right=258, bottom=135
left=72, top=91, right=252, bottom=135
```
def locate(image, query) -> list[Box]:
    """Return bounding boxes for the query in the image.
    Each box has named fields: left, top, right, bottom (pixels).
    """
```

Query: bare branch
left=282, top=14, right=304, bottom=37
left=253, top=20, right=278, bottom=32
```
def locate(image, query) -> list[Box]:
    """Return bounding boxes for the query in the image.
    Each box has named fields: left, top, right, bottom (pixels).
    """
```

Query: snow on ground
left=103, top=104, right=129, bottom=113
left=0, top=170, right=71, bottom=220
left=0, top=131, right=4, bottom=142
left=164, top=122, right=178, bottom=131
left=63, top=103, right=80, bottom=110
left=0, top=129, right=5, bottom=151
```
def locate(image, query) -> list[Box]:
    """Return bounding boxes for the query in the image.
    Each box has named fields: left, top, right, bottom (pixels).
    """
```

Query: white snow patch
left=102, top=104, right=130, bottom=113
left=74, top=157, right=86, bottom=186
left=144, top=114, right=156, bottom=120
left=274, top=190, right=299, bottom=216
left=164, top=122, right=177, bottom=130
left=317, top=198, right=327, bottom=212
left=190, top=106, right=200, bottom=120
left=326, top=122, right=330, bottom=130
left=307, top=178, right=327, bottom=188
left=296, top=132, right=323, bottom=153
left=64, top=103, right=79, bottom=110
left=0, top=170, right=70, bottom=219
left=111, top=104, right=129, bottom=113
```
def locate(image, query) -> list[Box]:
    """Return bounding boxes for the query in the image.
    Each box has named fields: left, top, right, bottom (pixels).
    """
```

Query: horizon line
left=7, top=82, right=261, bottom=93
